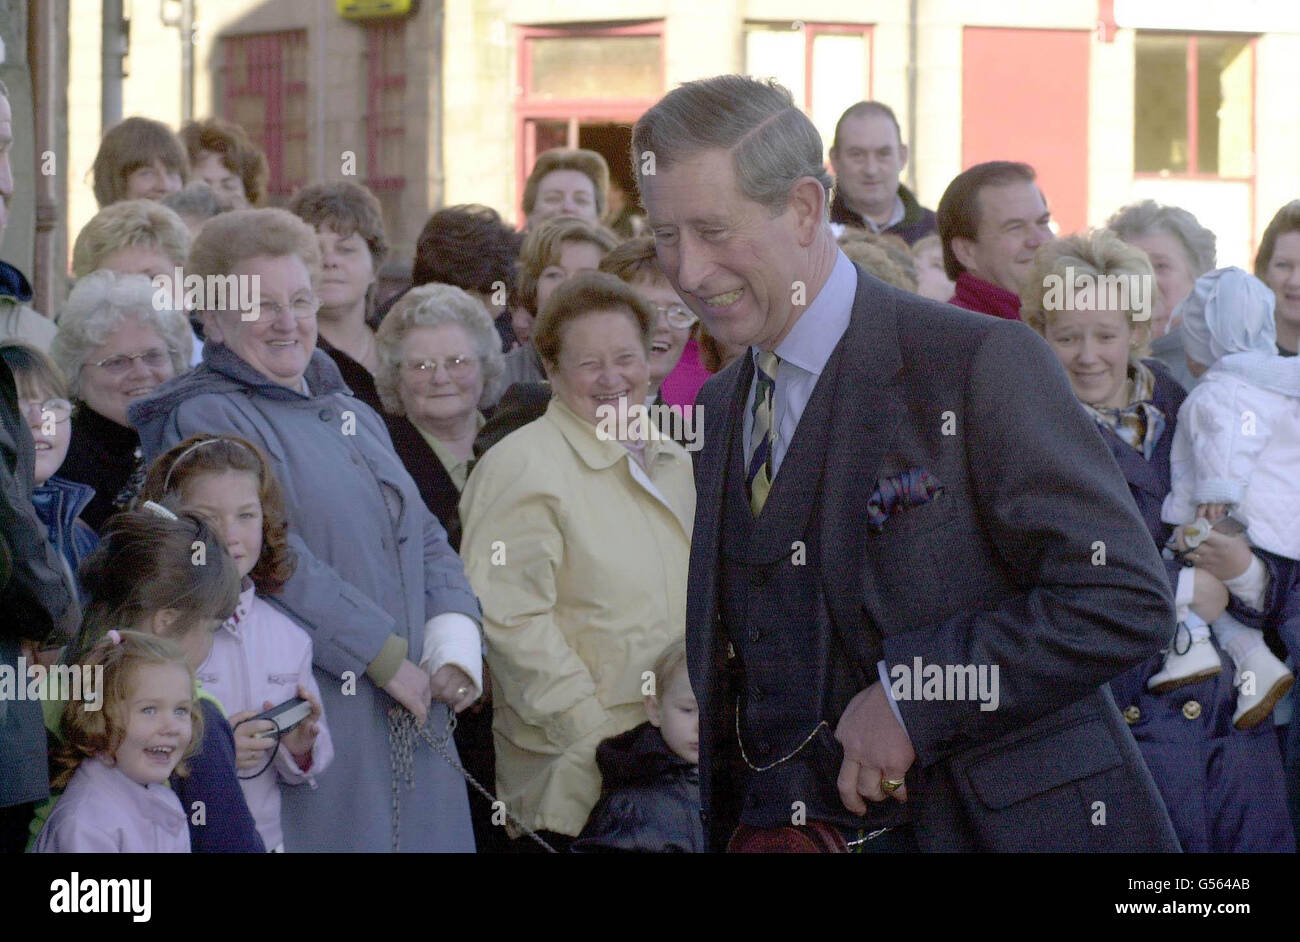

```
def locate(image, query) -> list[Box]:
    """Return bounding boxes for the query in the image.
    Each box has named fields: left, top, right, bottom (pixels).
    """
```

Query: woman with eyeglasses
left=128, top=208, right=483, bottom=853
left=0, top=342, right=98, bottom=594
left=476, top=235, right=702, bottom=456
left=50, top=270, right=191, bottom=532
left=374, top=283, right=505, bottom=552
left=373, top=283, right=507, bottom=852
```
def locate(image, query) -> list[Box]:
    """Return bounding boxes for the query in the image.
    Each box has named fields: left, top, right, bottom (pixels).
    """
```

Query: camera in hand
left=252, top=697, right=313, bottom=739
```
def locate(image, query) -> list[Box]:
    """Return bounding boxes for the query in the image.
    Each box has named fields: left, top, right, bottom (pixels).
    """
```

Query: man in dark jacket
left=636, top=74, right=1179, bottom=853
left=828, top=101, right=936, bottom=246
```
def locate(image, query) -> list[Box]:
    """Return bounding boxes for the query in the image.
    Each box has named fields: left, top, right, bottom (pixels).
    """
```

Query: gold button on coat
left=1182, top=700, right=1202, bottom=720
left=1123, top=706, right=1141, bottom=724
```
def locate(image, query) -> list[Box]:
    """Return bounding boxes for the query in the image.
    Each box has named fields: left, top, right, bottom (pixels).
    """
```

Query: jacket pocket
left=962, top=718, right=1122, bottom=810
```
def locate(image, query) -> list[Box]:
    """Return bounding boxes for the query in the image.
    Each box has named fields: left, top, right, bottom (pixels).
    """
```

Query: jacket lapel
left=819, top=270, right=907, bottom=667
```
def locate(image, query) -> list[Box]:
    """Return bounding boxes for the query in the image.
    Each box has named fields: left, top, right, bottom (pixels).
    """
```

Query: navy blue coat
left=172, top=698, right=266, bottom=853
left=572, top=722, right=703, bottom=853
left=31, top=476, right=98, bottom=601
left=1102, top=361, right=1293, bottom=852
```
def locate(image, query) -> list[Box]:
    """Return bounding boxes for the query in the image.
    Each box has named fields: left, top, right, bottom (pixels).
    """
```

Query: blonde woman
left=1021, top=229, right=1292, bottom=852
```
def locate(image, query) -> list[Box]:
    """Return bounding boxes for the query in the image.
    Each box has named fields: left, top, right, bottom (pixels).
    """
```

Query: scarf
left=1082, top=361, right=1166, bottom=460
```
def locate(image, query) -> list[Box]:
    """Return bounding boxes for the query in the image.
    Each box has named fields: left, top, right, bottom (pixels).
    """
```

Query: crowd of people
left=3, top=71, right=1300, bottom=854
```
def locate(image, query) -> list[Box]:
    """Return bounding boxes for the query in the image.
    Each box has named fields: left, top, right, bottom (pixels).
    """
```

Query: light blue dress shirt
left=742, top=250, right=856, bottom=473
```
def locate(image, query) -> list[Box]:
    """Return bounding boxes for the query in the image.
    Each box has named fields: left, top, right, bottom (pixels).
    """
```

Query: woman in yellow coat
left=460, top=271, right=695, bottom=850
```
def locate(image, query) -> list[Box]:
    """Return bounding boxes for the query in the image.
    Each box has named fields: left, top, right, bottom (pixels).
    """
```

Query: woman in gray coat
left=129, top=208, right=483, bottom=852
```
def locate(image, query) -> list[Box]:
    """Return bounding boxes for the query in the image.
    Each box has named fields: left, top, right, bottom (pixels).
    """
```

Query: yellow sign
left=336, top=0, right=412, bottom=20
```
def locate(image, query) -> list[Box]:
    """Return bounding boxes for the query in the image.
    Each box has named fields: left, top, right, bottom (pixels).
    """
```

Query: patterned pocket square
left=867, top=469, right=945, bottom=530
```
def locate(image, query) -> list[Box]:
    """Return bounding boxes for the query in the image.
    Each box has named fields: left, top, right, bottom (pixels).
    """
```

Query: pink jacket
left=197, top=583, right=334, bottom=851
left=35, top=757, right=189, bottom=853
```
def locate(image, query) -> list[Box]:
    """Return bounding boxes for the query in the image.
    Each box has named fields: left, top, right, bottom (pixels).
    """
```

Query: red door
left=961, top=28, right=1091, bottom=236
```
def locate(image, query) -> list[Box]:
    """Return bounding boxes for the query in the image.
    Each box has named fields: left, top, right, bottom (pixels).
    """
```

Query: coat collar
left=544, top=394, right=676, bottom=472
left=544, top=395, right=690, bottom=532
left=83, top=756, right=188, bottom=836
left=32, top=475, right=96, bottom=531
left=202, top=340, right=350, bottom=400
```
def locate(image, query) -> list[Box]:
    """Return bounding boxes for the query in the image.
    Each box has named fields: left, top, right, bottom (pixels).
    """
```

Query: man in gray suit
left=634, top=75, right=1180, bottom=852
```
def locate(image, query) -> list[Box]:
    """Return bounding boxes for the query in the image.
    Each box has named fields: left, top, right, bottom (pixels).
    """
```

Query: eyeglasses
left=402, top=356, right=479, bottom=379
left=243, top=295, right=321, bottom=322
left=18, top=397, right=73, bottom=423
left=654, top=303, right=698, bottom=330
left=90, top=348, right=173, bottom=375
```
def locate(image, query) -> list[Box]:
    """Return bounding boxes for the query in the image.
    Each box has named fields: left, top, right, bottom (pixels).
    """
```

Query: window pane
left=1198, top=37, right=1253, bottom=178
left=745, top=26, right=805, bottom=107
left=529, top=36, right=662, bottom=99
left=811, top=34, right=869, bottom=153
left=1135, top=34, right=1188, bottom=174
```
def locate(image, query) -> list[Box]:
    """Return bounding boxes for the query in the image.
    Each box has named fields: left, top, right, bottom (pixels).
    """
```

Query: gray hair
left=1106, top=200, right=1217, bottom=276
left=163, top=181, right=226, bottom=224
left=51, top=270, right=192, bottom=400
left=0, top=79, right=9, bottom=100
left=374, top=282, right=505, bottom=414
left=631, top=74, right=832, bottom=215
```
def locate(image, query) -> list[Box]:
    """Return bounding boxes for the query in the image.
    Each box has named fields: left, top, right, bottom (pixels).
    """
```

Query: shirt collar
left=757, top=249, right=856, bottom=376
left=862, top=195, right=906, bottom=233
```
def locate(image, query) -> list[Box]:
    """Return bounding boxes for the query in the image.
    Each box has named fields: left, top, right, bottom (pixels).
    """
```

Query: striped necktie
left=746, top=350, right=780, bottom=516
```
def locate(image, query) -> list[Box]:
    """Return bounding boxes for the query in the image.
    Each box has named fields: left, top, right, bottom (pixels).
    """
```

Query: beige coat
left=460, top=397, right=695, bottom=837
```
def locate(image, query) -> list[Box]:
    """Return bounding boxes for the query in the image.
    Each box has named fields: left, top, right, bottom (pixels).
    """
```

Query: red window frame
left=1132, top=31, right=1258, bottom=257
left=219, top=31, right=309, bottom=199
left=743, top=21, right=875, bottom=118
left=514, top=21, right=666, bottom=223
left=365, top=20, right=407, bottom=192
left=1132, top=31, right=1258, bottom=181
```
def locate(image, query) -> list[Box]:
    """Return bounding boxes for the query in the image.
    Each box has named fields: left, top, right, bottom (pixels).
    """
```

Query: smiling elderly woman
left=50, top=270, right=191, bottom=532
left=375, top=283, right=504, bottom=551
left=127, top=208, right=484, bottom=852
left=459, top=270, right=695, bottom=851
left=1021, top=230, right=1293, bottom=852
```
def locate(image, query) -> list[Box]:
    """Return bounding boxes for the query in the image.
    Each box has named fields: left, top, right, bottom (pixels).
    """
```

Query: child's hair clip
left=140, top=500, right=179, bottom=521
left=106, top=629, right=122, bottom=645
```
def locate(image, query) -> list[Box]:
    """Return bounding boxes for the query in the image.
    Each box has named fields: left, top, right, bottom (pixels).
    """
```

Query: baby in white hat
left=1155, top=267, right=1300, bottom=728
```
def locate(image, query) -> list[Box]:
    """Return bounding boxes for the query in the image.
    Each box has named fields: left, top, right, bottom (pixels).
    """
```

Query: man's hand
left=383, top=660, right=432, bottom=723
left=834, top=682, right=916, bottom=813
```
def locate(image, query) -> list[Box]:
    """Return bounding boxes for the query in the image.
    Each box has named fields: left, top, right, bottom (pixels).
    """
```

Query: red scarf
left=948, top=272, right=1022, bottom=320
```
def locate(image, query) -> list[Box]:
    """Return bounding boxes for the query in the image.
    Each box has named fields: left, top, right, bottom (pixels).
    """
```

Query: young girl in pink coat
left=140, top=435, right=333, bottom=852
left=36, top=631, right=200, bottom=853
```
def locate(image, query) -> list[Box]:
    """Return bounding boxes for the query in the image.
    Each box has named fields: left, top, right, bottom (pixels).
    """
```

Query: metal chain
left=735, top=698, right=829, bottom=773
left=387, top=706, right=557, bottom=853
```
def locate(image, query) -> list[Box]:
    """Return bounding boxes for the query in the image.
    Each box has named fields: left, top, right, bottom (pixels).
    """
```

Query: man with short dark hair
left=828, top=102, right=935, bottom=245
left=936, top=160, right=1053, bottom=320
left=635, top=75, right=1178, bottom=853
